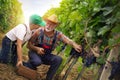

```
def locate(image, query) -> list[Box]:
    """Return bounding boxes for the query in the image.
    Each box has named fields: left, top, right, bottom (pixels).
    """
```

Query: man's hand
left=66, top=39, right=82, bottom=53
left=37, top=47, right=45, bottom=55
left=74, top=44, right=82, bottom=53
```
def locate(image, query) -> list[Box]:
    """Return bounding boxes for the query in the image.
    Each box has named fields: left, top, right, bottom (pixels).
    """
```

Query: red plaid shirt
left=29, top=27, right=69, bottom=50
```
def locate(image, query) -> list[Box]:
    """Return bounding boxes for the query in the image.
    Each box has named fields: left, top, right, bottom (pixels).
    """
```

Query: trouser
left=0, top=36, right=17, bottom=66
left=27, top=50, right=62, bottom=80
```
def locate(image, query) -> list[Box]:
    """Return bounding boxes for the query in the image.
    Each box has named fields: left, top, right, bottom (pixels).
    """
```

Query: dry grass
left=0, top=63, right=28, bottom=80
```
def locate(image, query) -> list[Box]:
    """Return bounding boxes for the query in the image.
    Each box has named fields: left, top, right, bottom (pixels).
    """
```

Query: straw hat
left=46, top=14, right=59, bottom=24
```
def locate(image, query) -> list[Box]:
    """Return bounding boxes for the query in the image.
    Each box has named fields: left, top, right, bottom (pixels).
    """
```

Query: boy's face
left=30, top=23, right=40, bottom=31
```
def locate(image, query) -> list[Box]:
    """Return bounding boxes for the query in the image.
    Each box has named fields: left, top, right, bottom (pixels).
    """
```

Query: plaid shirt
left=30, top=27, right=69, bottom=50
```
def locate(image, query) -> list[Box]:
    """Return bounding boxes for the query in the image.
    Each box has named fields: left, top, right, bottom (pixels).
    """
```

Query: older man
left=27, top=14, right=82, bottom=80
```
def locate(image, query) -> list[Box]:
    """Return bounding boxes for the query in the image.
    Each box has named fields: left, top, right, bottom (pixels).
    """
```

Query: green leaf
left=97, top=26, right=110, bottom=36
left=108, top=38, right=116, bottom=46
left=86, top=30, right=95, bottom=38
left=102, top=7, right=114, bottom=16
left=112, top=25, right=120, bottom=33
left=93, top=7, right=100, bottom=12
left=69, top=20, right=76, bottom=28
left=96, top=56, right=106, bottom=65
left=106, top=17, right=117, bottom=25
left=69, top=10, right=82, bottom=21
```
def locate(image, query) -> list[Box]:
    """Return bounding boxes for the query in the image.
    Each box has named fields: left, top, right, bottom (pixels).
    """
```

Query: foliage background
left=43, top=0, right=120, bottom=78
left=0, top=0, right=24, bottom=32
left=43, top=0, right=120, bottom=57
left=0, top=0, right=120, bottom=79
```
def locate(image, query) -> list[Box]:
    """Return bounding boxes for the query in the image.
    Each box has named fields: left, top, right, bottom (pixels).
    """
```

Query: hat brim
left=38, top=21, right=46, bottom=26
left=45, top=18, right=59, bottom=24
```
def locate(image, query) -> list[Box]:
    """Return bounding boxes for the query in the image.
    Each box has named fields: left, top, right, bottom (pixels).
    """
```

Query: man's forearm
left=66, top=39, right=77, bottom=48
left=27, top=42, right=39, bottom=52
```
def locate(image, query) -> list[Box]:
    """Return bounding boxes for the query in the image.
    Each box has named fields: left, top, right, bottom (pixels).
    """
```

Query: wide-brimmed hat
left=30, top=14, right=46, bottom=26
left=45, top=14, right=59, bottom=24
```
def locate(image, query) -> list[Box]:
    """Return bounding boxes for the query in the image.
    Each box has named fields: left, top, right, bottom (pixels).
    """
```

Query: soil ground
left=0, top=59, right=97, bottom=80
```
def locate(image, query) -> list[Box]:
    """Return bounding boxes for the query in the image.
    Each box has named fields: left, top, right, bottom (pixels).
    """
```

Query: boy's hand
left=16, top=60, right=23, bottom=67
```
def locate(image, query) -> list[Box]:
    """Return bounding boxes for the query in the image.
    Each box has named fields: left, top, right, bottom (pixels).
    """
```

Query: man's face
left=45, top=21, right=58, bottom=32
